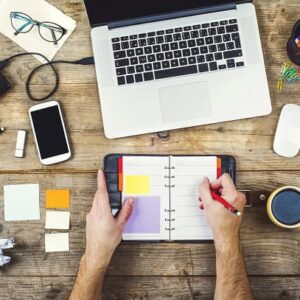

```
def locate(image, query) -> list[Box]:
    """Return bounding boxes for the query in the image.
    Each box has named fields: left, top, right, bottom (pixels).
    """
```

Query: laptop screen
left=84, top=0, right=243, bottom=26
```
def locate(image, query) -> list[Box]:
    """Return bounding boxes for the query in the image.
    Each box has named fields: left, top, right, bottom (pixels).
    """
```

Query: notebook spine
left=164, top=162, right=175, bottom=233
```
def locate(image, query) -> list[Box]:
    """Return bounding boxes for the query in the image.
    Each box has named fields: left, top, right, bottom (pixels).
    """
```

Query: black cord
left=1, top=52, right=94, bottom=101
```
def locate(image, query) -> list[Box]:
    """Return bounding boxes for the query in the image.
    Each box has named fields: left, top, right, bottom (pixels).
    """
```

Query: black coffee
left=272, top=189, right=300, bottom=225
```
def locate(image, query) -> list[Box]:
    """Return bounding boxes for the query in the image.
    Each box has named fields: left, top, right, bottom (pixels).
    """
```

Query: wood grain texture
left=0, top=0, right=299, bottom=299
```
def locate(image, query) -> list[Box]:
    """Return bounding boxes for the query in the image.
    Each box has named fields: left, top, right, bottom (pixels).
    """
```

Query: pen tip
left=237, top=211, right=241, bottom=216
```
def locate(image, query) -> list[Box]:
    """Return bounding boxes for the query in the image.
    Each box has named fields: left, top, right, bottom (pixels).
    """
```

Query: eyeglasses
left=10, top=12, right=67, bottom=45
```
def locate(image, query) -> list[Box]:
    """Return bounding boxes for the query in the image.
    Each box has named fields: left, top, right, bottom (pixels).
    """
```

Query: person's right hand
left=198, top=174, right=246, bottom=248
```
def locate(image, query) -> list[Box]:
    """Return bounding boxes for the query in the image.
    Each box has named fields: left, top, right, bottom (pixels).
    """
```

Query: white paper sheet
left=0, top=0, right=77, bottom=62
left=45, top=211, right=70, bottom=230
left=45, top=233, right=69, bottom=252
left=4, top=184, right=40, bottom=221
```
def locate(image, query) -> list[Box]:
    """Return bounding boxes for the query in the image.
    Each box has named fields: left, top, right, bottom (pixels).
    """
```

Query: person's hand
left=198, top=174, right=246, bottom=249
left=83, top=169, right=133, bottom=273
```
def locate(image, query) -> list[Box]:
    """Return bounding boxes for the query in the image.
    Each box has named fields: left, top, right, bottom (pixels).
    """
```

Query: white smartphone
left=29, top=101, right=71, bottom=165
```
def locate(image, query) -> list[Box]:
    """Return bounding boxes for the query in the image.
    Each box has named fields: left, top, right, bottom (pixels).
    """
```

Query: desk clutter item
left=4, top=184, right=40, bottom=221
left=274, top=104, right=300, bottom=157
left=45, top=233, right=69, bottom=252
left=267, top=186, right=300, bottom=229
left=277, top=62, right=299, bottom=92
left=0, top=238, right=16, bottom=267
left=15, top=130, right=26, bottom=158
left=104, top=154, right=236, bottom=241
left=46, top=189, right=70, bottom=208
left=287, top=19, right=300, bottom=66
left=0, top=0, right=76, bottom=62
left=45, top=211, right=70, bottom=230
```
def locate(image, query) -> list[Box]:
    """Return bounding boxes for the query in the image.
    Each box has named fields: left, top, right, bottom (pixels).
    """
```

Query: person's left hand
left=83, top=169, right=133, bottom=273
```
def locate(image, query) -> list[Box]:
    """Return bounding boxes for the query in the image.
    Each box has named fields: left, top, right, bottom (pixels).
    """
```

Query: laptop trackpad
left=158, top=81, right=212, bottom=123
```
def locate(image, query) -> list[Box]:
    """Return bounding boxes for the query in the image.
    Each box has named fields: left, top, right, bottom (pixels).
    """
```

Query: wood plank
left=0, top=172, right=299, bottom=277
left=0, top=276, right=299, bottom=300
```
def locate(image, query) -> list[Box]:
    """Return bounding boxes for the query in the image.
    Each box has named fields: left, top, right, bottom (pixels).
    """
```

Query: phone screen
left=31, top=106, right=69, bottom=159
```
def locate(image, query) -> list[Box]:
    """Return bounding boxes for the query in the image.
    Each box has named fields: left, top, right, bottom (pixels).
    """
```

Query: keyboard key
left=165, top=52, right=173, bottom=59
left=139, top=39, right=147, bottom=46
left=200, top=46, right=208, bottom=54
left=147, top=37, right=155, bottom=45
left=139, top=56, right=147, bottom=64
left=144, top=72, right=154, bottom=81
left=214, top=35, right=222, bottom=43
left=153, top=62, right=161, bottom=70
left=179, top=58, right=188, bottom=66
left=162, top=44, right=170, bottom=51
left=155, top=65, right=197, bottom=79
left=121, top=42, right=129, bottom=49
left=209, top=62, right=218, bottom=71
left=191, top=31, right=199, bottom=38
left=218, top=43, right=226, bottom=51
left=209, top=45, right=217, bottom=52
left=191, top=47, right=199, bottom=55
left=217, top=26, right=225, bottom=34
left=226, top=25, right=239, bottom=33
left=173, top=33, right=182, bottom=41
left=156, top=53, right=164, bottom=61
left=193, top=24, right=201, bottom=29
left=223, top=34, right=231, bottom=42
left=116, top=68, right=126, bottom=76
left=227, top=59, right=235, bottom=68
left=165, top=35, right=173, bottom=42
left=214, top=52, right=223, bottom=60
left=229, top=19, right=237, bottom=24
left=144, top=63, right=153, bottom=71
left=197, top=38, right=205, bottom=46
left=182, top=49, right=191, bottom=57
left=112, top=43, right=121, bottom=51
left=226, top=42, right=235, bottom=50
left=121, top=36, right=129, bottom=41
left=157, top=30, right=165, bottom=35
left=236, top=61, right=244, bottom=67
left=208, top=28, right=216, bottom=36
left=220, top=20, right=228, bottom=25
left=127, top=49, right=135, bottom=57
left=182, top=32, right=190, bottom=40
left=153, top=45, right=161, bottom=53
left=162, top=61, right=170, bottom=69
left=127, top=66, right=135, bottom=74
left=148, top=32, right=156, bottom=37
left=206, top=54, right=214, bottom=62
left=166, top=29, right=174, bottom=34
left=135, top=74, right=143, bottom=82
left=198, top=63, right=209, bottom=72
left=117, top=76, right=125, bottom=85
left=202, top=23, right=210, bottom=28
left=130, top=57, right=138, bottom=65
left=188, top=57, right=196, bottom=64
left=115, top=58, right=129, bottom=67
left=197, top=55, right=205, bottom=63
left=175, top=27, right=183, bottom=32
left=223, top=49, right=243, bottom=59
left=144, top=46, right=152, bottom=54
left=211, top=22, right=219, bottom=27
left=114, top=51, right=126, bottom=59
left=126, top=75, right=134, bottom=84
left=147, top=54, right=155, bottom=62
left=232, top=33, right=241, bottom=48
left=156, top=36, right=164, bottom=44
left=179, top=41, right=187, bottom=48
left=138, top=33, right=146, bottom=38
left=170, top=42, right=179, bottom=50
left=184, top=26, right=192, bottom=31
left=219, top=64, right=227, bottom=69
left=205, top=37, right=213, bottom=44
left=174, top=50, right=182, bottom=58
left=130, top=34, right=138, bottom=40
left=135, top=48, right=143, bottom=55
left=200, top=29, right=208, bottom=37
left=130, top=40, right=138, bottom=48
left=112, top=37, right=120, bottom=43
left=188, top=40, right=196, bottom=47
left=171, top=59, right=179, bottom=67
left=135, top=65, right=144, bottom=73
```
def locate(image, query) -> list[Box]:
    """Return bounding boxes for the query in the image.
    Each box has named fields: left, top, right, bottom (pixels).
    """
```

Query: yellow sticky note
left=125, top=176, right=150, bottom=195
left=46, top=190, right=70, bottom=208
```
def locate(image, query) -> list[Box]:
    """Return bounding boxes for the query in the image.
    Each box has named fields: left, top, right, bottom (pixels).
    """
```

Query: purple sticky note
left=124, top=196, right=160, bottom=234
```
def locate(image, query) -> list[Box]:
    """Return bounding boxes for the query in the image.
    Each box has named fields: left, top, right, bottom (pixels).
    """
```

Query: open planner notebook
left=104, top=154, right=236, bottom=242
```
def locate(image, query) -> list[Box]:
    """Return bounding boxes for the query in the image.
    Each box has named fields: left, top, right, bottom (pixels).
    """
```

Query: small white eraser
left=15, top=130, right=26, bottom=158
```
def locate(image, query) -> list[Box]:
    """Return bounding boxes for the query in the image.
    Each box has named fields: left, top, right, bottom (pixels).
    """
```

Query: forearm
left=214, top=236, right=252, bottom=300
left=69, top=255, right=107, bottom=300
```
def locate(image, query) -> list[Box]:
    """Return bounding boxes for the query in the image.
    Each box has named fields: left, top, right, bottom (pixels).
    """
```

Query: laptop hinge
left=108, top=3, right=236, bottom=29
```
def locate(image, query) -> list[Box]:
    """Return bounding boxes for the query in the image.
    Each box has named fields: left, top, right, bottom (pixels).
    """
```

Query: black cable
left=0, top=52, right=94, bottom=101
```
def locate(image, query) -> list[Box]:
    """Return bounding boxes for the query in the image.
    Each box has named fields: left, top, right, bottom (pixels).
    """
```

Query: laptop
left=84, top=0, right=271, bottom=139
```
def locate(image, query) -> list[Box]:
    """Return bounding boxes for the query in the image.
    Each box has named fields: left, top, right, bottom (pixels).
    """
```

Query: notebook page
left=122, top=156, right=170, bottom=241
left=171, top=156, right=218, bottom=240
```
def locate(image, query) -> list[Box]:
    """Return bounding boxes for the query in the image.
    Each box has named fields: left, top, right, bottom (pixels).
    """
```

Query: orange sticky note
left=46, top=190, right=70, bottom=208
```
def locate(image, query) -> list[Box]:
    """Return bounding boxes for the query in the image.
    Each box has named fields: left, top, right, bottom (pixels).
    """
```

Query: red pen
left=210, top=190, right=241, bottom=216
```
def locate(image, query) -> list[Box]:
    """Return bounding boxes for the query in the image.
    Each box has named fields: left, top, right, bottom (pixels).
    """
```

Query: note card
left=4, top=184, right=40, bottom=221
left=46, top=190, right=70, bottom=208
left=45, top=233, right=69, bottom=252
left=45, top=211, right=70, bottom=230
left=125, top=176, right=150, bottom=195
left=124, top=196, right=160, bottom=233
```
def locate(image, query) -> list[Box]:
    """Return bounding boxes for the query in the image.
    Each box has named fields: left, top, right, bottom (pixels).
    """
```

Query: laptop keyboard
left=111, top=19, right=244, bottom=86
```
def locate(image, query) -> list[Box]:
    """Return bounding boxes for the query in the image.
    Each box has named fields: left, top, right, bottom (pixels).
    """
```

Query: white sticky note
left=45, top=211, right=70, bottom=230
left=45, top=233, right=69, bottom=252
left=4, top=184, right=40, bottom=221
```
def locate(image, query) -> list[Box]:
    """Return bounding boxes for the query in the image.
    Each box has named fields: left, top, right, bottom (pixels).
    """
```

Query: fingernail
left=128, top=198, right=134, bottom=205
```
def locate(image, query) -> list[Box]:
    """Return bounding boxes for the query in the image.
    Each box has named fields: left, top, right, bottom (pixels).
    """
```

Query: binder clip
left=0, top=238, right=16, bottom=267
left=274, top=104, right=300, bottom=157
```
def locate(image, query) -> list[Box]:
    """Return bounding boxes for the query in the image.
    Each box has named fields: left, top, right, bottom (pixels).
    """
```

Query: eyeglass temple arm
left=50, top=29, right=58, bottom=45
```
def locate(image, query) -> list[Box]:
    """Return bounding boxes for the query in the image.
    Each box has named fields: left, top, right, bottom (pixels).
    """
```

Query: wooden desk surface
left=0, top=0, right=299, bottom=299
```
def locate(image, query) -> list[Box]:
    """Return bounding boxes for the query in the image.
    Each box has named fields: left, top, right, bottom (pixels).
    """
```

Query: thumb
left=116, top=198, right=134, bottom=229
left=199, top=177, right=212, bottom=208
